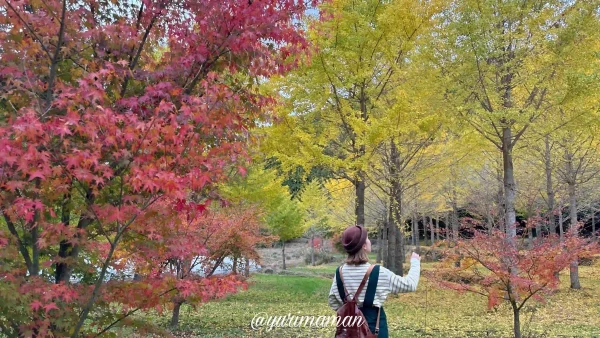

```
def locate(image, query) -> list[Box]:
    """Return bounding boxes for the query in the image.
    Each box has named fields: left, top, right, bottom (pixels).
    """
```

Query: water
left=190, top=256, right=262, bottom=276
left=102, top=256, right=261, bottom=281
left=43, top=256, right=261, bottom=283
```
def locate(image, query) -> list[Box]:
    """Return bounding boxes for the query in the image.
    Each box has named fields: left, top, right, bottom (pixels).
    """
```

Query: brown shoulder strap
left=353, top=264, right=374, bottom=302
left=339, top=264, right=375, bottom=302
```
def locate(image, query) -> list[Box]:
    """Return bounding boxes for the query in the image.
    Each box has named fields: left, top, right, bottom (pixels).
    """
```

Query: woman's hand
left=411, top=252, right=421, bottom=261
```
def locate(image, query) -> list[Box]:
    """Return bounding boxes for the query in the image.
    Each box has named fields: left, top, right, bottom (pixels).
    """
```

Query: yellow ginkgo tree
left=263, top=0, right=444, bottom=231
left=297, top=180, right=333, bottom=265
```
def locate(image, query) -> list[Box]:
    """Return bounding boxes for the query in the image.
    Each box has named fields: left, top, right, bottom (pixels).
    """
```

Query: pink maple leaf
left=43, top=302, right=59, bottom=313
left=30, top=300, right=43, bottom=312
left=28, top=169, right=46, bottom=181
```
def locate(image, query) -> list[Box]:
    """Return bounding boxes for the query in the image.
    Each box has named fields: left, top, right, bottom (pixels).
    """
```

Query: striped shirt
left=328, top=258, right=421, bottom=310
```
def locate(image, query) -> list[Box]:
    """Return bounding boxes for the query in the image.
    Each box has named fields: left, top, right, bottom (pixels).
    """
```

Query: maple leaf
left=192, top=173, right=211, bottom=190
left=175, top=199, right=187, bottom=212
left=30, top=300, right=43, bottom=312
left=28, top=169, right=46, bottom=181
left=86, top=89, right=104, bottom=103
left=4, top=180, right=25, bottom=191
left=65, top=154, right=81, bottom=169
left=117, top=59, right=129, bottom=67
left=195, top=203, right=207, bottom=214
left=55, top=122, right=73, bottom=138
left=108, top=207, right=127, bottom=223
left=43, top=302, right=59, bottom=313
left=157, top=100, right=174, bottom=113
left=2, top=155, right=18, bottom=166
left=37, top=238, right=48, bottom=249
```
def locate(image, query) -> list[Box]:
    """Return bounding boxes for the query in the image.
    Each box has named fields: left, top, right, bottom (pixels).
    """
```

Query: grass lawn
left=120, top=253, right=600, bottom=338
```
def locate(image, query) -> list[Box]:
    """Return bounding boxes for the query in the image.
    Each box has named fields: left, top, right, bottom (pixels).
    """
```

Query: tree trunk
left=452, top=188, right=459, bottom=242
left=430, top=214, right=437, bottom=260
left=567, top=178, right=580, bottom=289
left=282, top=240, right=286, bottom=270
left=411, top=213, right=416, bottom=246
left=593, top=208, right=596, bottom=239
left=244, top=257, right=250, bottom=277
left=435, top=214, right=440, bottom=241
left=394, top=225, right=403, bottom=275
left=31, top=224, right=39, bottom=276
left=535, top=209, right=542, bottom=239
left=497, top=166, right=505, bottom=234
left=500, top=82, right=519, bottom=297
left=387, top=196, right=397, bottom=273
left=376, top=220, right=382, bottom=264
left=422, top=213, right=426, bottom=247
left=171, top=301, right=183, bottom=328
left=393, top=192, right=404, bottom=275
left=311, top=233, right=315, bottom=266
left=444, top=212, right=449, bottom=240
left=388, top=138, right=404, bottom=274
left=56, top=189, right=95, bottom=284
left=502, top=127, right=517, bottom=238
left=382, top=216, right=388, bottom=266
left=559, top=199, right=564, bottom=242
left=395, top=224, right=404, bottom=275
left=511, top=301, right=521, bottom=338
left=429, top=215, right=434, bottom=246
left=415, top=213, right=421, bottom=253
left=545, top=135, right=556, bottom=236
left=355, top=174, right=366, bottom=226
left=56, top=193, right=71, bottom=283
left=486, top=208, right=493, bottom=235
left=356, top=89, right=367, bottom=226
left=232, top=256, right=238, bottom=274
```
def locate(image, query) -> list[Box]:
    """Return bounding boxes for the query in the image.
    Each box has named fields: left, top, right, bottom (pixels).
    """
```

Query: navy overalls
left=335, top=265, right=389, bottom=338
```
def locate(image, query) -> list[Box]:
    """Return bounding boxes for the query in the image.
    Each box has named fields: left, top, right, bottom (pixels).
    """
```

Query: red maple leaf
left=30, top=300, right=43, bottom=312
left=195, top=203, right=207, bottom=214
left=28, top=169, right=46, bottom=181
left=43, top=302, right=59, bottom=313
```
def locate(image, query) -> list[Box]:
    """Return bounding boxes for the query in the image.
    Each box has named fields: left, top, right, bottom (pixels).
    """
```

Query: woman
left=328, top=225, right=421, bottom=338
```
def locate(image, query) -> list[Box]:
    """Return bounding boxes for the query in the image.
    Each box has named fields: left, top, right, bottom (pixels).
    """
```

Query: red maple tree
left=430, top=218, right=599, bottom=338
left=0, top=0, right=317, bottom=336
left=124, top=200, right=274, bottom=328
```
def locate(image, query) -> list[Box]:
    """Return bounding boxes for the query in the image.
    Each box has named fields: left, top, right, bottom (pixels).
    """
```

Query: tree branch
left=4, top=1, right=53, bottom=60
left=2, top=210, right=34, bottom=274
left=45, top=0, right=68, bottom=112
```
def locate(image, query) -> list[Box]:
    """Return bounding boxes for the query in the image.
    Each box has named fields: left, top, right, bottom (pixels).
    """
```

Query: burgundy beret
left=341, top=225, right=368, bottom=254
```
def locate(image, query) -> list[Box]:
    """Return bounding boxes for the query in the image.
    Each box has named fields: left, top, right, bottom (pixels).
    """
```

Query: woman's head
left=341, top=225, right=371, bottom=265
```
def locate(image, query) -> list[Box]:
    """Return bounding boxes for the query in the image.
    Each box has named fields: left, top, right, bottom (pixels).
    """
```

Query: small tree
left=297, top=180, right=331, bottom=266
left=431, top=218, right=598, bottom=338
left=126, top=200, right=272, bottom=329
left=267, top=197, right=305, bottom=270
left=219, top=163, right=306, bottom=270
